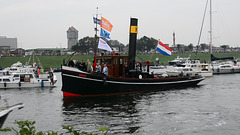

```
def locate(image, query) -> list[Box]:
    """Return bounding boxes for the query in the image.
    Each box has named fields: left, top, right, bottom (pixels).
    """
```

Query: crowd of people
left=68, top=58, right=108, bottom=76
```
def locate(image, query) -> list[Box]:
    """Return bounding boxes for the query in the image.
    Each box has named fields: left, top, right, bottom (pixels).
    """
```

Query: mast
left=210, top=0, right=213, bottom=54
left=93, top=7, right=99, bottom=70
left=195, top=0, right=209, bottom=58
left=94, top=7, right=99, bottom=55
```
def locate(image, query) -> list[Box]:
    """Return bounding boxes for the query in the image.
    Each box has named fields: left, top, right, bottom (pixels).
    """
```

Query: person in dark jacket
left=75, top=60, right=81, bottom=70
left=81, top=60, right=86, bottom=72
left=68, top=58, right=75, bottom=67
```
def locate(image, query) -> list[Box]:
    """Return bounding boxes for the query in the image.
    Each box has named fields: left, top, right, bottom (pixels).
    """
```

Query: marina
left=1, top=0, right=240, bottom=134
left=0, top=72, right=240, bottom=134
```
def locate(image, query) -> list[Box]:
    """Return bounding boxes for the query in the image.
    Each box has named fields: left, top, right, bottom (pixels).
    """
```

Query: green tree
left=107, top=40, right=125, bottom=52
left=137, top=36, right=158, bottom=53
left=200, top=43, right=208, bottom=51
left=188, top=44, right=194, bottom=51
left=72, top=36, right=96, bottom=54
left=220, top=45, right=229, bottom=53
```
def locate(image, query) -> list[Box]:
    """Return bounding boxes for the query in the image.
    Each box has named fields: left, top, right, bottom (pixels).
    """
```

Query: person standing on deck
left=75, top=60, right=81, bottom=70
left=81, top=60, right=86, bottom=71
left=96, top=63, right=101, bottom=75
left=103, top=64, right=108, bottom=76
left=87, top=59, right=92, bottom=73
left=68, top=58, right=75, bottom=67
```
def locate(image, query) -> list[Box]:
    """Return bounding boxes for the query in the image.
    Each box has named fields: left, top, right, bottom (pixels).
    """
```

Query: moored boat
left=181, top=60, right=213, bottom=77
left=0, top=72, right=57, bottom=89
left=211, top=54, right=240, bottom=74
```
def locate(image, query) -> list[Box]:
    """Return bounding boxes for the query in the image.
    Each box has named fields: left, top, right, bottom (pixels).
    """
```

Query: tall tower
left=173, top=32, right=175, bottom=47
left=67, top=26, right=78, bottom=50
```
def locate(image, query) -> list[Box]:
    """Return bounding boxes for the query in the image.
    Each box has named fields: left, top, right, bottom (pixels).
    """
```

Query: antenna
left=210, top=0, right=213, bottom=54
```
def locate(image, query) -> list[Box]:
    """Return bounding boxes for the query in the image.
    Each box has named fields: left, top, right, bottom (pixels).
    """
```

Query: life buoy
left=139, top=75, right=142, bottom=79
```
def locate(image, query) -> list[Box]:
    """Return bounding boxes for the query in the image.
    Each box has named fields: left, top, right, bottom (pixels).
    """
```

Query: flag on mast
left=100, top=17, right=113, bottom=32
left=93, top=17, right=101, bottom=25
left=156, top=41, right=172, bottom=56
left=98, top=38, right=113, bottom=52
left=100, top=28, right=111, bottom=39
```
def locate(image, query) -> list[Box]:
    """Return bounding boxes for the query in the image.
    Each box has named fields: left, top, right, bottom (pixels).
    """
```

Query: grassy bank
left=0, top=52, right=240, bottom=68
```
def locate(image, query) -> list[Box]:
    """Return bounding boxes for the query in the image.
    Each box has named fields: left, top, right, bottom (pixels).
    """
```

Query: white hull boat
left=0, top=72, right=57, bottom=89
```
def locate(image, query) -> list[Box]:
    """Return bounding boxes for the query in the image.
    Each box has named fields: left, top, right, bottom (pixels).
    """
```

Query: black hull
left=61, top=66, right=205, bottom=97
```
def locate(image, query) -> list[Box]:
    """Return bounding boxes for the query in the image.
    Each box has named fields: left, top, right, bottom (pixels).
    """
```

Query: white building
left=67, top=26, right=78, bottom=50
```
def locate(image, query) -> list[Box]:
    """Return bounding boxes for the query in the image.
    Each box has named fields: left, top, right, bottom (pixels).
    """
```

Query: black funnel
left=128, top=18, right=138, bottom=70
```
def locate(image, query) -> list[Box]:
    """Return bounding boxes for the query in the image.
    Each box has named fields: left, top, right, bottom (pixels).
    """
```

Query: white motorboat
left=0, top=61, right=35, bottom=76
left=0, top=72, right=57, bottom=89
left=182, top=60, right=213, bottom=77
left=212, top=61, right=240, bottom=74
left=166, top=67, right=199, bottom=77
left=168, top=56, right=191, bottom=66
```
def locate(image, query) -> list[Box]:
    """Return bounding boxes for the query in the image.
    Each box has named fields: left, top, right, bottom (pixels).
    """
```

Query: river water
left=1, top=73, right=240, bottom=135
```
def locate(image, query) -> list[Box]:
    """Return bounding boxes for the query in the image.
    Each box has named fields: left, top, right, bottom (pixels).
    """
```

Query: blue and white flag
left=93, top=17, right=101, bottom=25
left=100, top=28, right=111, bottom=39
left=98, top=38, right=112, bottom=52
left=156, top=41, right=172, bottom=56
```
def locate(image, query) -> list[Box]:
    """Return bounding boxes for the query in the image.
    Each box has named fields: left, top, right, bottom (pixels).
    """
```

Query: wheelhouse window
left=13, top=74, right=20, bottom=78
left=3, top=79, right=10, bottom=82
left=120, top=58, right=123, bottom=64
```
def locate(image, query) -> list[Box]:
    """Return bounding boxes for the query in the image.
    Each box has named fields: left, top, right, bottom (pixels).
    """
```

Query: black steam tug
left=61, top=18, right=205, bottom=97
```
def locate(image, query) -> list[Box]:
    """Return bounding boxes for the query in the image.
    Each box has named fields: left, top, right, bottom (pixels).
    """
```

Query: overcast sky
left=1, top=0, right=240, bottom=49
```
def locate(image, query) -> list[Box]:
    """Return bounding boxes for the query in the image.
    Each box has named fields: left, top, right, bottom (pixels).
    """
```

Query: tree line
left=71, top=36, right=233, bottom=54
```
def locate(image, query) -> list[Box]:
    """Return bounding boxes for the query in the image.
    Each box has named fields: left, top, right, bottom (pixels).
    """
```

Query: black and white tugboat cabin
left=61, top=18, right=205, bottom=97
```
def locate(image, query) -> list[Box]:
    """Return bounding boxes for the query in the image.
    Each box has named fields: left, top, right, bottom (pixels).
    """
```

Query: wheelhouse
left=96, top=54, right=129, bottom=77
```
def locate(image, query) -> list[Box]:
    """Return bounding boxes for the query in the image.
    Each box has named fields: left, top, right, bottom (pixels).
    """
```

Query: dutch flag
left=156, top=41, right=172, bottom=56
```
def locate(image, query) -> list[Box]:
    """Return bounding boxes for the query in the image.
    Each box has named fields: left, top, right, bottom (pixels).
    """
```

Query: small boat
left=0, top=98, right=24, bottom=128
left=181, top=60, right=213, bottom=77
left=165, top=67, right=199, bottom=77
left=212, top=61, right=240, bottom=74
left=168, top=56, right=191, bottom=67
left=61, top=18, right=205, bottom=97
left=0, top=61, right=35, bottom=76
left=0, top=72, right=57, bottom=89
left=211, top=54, right=240, bottom=74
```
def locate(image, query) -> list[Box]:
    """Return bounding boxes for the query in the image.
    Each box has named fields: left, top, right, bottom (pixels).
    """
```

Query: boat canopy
left=211, top=54, right=234, bottom=61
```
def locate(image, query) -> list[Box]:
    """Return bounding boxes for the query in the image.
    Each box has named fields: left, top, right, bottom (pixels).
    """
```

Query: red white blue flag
left=156, top=41, right=172, bottom=56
